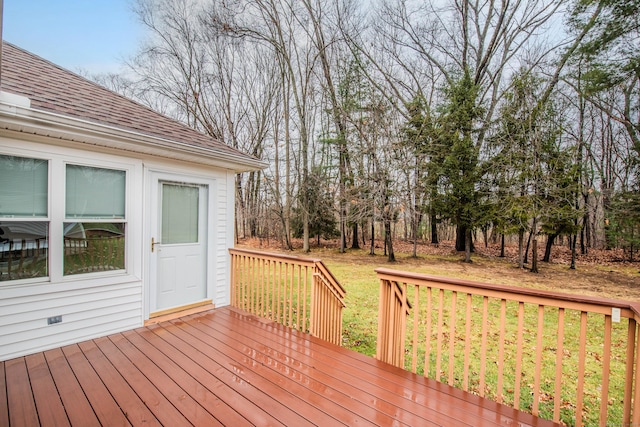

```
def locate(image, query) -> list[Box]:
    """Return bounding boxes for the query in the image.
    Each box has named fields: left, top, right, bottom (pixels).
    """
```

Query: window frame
left=0, top=154, right=51, bottom=284
left=60, top=160, right=130, bottom=280
left=0, top=144, right=137, bottom=286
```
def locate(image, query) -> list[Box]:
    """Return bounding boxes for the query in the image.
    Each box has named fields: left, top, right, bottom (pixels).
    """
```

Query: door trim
left=144, top=168, right=216, bottom=321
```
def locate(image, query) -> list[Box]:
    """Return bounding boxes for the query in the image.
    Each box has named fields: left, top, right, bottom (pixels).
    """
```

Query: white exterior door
left=150, top=175, right=208, bottom=313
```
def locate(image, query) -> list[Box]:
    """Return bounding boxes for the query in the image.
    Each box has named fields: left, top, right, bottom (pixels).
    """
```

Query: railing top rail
left=230, top=247, right=318, bottom=266
left=376, top=267, right=640, bottom=319
left=315, top=260, right=347, bottom=296
left=230, top=247, right=347, bottom=297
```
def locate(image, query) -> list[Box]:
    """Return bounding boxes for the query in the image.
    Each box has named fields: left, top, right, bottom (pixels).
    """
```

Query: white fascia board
left=0, top=98, right=268, bottom=173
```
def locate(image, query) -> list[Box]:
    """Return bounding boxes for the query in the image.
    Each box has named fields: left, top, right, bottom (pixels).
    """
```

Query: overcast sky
left=3, top=0, right=142, bottom=74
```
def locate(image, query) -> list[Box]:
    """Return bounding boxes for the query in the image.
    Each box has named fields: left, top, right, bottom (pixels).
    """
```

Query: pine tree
left=437, top=69, right=485, bottom=262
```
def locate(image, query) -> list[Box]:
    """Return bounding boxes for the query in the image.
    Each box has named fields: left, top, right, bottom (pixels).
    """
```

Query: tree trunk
left=411, top=211, right=420, bottom=258
left=482, top=226, right=488, bottom=248
left=361, top=221, right=367, bottom=248
left=455, top=225, right=466, bottom=251
left=524, top=230, right=533, bottom=264
left=456, top=224, right=474, bottom=252
left=431, top=212, right=439, bottom=244
left=464, top=228, right=472, bottom=263
left=530, top=238, right=539, bottom=273
left=369, top=219, right=375, bottom=256
left=543, top=233, right=557, bottom=262
left=385, top=219, right=395, bottom=262
left=570, top=234, right=577, bottom=269
left=351, top=223, right=360, bottom=249
left=518, top=229, right=524, bottom=268
left=500, top=234, right=505, bottom=257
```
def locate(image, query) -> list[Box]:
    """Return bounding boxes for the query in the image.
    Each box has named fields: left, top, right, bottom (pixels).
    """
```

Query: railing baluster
left=288, top=263, right=294, bottom=328
left=533, top=305, right=545, bottom=416
left=463, top=293, right=472, bottom=392
left=276, top=260, right=281, bottom=323
left=303, top=265, right=308, bottom=333
left=412, top=285, right=420, bottom=373
left=497, top=298, right=506, bottom=404
left=297, top=264, right=301, bottom=330
left=553, top=307, right=565, bottom=422
left=448, top=291, right=457, bottom=386
left=600, top=314, right=612, bottom=426
left=576, top=311, right=588, bottom=427
left=479, top=296, right=489, bottom=397
left=436, top=289, right=445, bottom=382
left=514, top=301, right=524, bottom=410
left=424, top=287, right=432, bottom=378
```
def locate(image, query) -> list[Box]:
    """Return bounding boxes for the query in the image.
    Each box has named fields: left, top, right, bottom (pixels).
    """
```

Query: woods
left=101, top=0, right=640, bottom=266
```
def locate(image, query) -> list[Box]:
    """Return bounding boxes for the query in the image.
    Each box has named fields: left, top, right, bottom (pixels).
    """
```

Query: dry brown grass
left=237, top=237, right=640, bottom=302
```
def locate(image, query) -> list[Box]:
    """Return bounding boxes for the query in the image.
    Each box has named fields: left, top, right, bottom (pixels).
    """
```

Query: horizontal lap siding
left=0, top=280, right=142, bottom=361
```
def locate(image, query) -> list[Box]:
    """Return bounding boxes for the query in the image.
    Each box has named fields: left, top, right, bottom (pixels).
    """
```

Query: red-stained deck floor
left=1, top=306, right=559, bottom=426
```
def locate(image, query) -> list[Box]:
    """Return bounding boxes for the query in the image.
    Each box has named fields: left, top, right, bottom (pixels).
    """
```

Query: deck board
left=5, top=357, right=39, bottom=427
left=1, top=306, right=560, bottom=426
left=0, top=362, right=8, bottom=427
left=76, top=340, right=160, bottom=427
left=44, top=347, right=101, bottom=427
left=23, top=353, right=70, bottom=427
left=60, top=344, right=131, bottom=427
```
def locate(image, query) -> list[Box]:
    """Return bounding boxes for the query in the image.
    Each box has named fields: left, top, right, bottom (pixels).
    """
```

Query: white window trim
left=0, top=141, right=142, bottom=287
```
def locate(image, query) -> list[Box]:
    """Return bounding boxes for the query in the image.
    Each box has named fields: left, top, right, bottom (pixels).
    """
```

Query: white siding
left=209, top=170, right=233, bottom=307
left=1, top=134, right=238, bottom=361
left=0, top=279, right=142, bottom=360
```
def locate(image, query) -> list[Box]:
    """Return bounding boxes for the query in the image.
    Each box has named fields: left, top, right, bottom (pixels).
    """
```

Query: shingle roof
left=0, top=41, right=254, bottom=162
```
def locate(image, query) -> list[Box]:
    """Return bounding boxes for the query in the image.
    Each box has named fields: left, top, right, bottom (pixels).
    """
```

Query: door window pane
left=0, top=221, right=48, bottom=281
left=66, top=165, right=125, bottom=218
left=0, top=155, right=48, bottom=217
left=63, top=223, right=125, bottom=275
left=162, top=183, right=199, bottom=244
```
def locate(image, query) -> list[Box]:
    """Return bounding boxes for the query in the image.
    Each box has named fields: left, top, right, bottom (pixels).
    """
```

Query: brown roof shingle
left=0, top=42, right=253, bottom=161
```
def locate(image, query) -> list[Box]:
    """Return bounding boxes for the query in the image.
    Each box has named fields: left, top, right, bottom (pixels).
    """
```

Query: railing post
left=376, top=277, right=409, bottom=368
left=624, top=318, right=636, bottom=425
left=310, top=264, right=318, bottom=339
left=376, top=278, right=389, bottom=363
left=230, top=252, right=236, bottom=306
left=633, top=317, right=640, bottom=427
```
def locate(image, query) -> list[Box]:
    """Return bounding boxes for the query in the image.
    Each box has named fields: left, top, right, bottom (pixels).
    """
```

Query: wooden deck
left=1, top=306, right=559, bottom=426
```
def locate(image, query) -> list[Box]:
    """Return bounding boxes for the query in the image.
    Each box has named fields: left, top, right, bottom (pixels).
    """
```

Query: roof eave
left=0, top=95, right=268, bottom=173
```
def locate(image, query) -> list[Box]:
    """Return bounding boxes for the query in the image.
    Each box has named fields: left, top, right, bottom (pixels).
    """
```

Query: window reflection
left=63, top=223, right=125, bottom=275
left=0, top=222, right=48, bottom=281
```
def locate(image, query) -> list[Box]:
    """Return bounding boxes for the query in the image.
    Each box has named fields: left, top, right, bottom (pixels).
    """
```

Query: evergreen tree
left=402, top=96, right=443, bottom=247
left=291, top=168, right=339, bottom=244
left=607, top=191, right=640, bottom=261
left=437, top=69, right=485, bottom=262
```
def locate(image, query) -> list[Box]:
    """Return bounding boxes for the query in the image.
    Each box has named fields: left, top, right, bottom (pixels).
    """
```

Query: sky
left=3, top=0, right=142, bottom=75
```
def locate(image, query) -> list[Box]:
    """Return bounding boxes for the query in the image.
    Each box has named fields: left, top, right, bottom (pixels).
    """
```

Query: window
left=161, top=183, right=199, bottom=244
left=64, top=165, right=126, bottom=275
left=0, top=154, right=129, bottom=283
left=0, top=155, right=49, bottom=281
